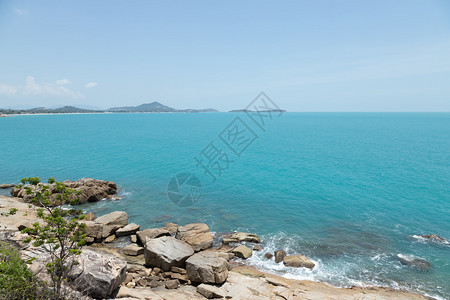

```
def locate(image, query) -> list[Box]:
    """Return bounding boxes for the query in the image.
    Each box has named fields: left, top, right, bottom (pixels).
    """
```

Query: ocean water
left=0, top=112, right=449, bottom=299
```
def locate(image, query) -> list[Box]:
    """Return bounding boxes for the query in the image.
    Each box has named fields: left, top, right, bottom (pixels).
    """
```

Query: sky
left=0, top=0, right=450, bottom=112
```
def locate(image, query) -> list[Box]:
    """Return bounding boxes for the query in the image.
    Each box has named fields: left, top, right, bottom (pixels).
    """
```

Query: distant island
left=0, top=102, right=219, bottom=115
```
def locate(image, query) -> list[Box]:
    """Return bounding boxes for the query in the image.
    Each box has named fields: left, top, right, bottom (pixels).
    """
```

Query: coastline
left=0, top=193, right=435, bottom=299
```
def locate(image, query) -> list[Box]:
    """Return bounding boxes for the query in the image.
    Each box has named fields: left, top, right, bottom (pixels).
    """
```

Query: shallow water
left=0, top=113, right=449, bottom=299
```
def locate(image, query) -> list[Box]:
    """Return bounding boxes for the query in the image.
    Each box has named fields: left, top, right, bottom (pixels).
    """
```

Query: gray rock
left=186, top=252, right=228, bottom=284
left=69, top=249, right=127, bottom=298
left=137, top=228, right=171, bottom=244
left=197, top=283, right=226, bottom=298
left=95, top=211, right=128, bottom=226
left=123, top=244, right=144, bottom=256
left=116, top=223, right=140, bottom=237
left=264, top=252, right=273, bottom=260
left=102, top=224, right=122, bottom=238
left=165, top=279, right=180, bottom=289
left=176, top=223, right=213, bottom=252
left=144, top=236, right=194, bottom=271
left=420, top=234, right=449, bottom=245
left=253, top=245, right=263, bottom=251
left=83, top=221, right=103, bottom=240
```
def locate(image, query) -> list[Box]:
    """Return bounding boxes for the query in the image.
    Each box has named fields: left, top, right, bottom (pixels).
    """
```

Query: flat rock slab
left=123, top=244, right=144, bottom=256
left=222, top=232, right=260, bottom=244
left=116, top=223, right=140, bottom=237
left=95, top=211, right=128, bottom=226
left=197, top=283, right=227, bottom=298
left=176, top=223, right=213, bottom=252
left=144, top=236, right=194, bottom=271
left=186, top=252, right=228, bottom=284
left=137, top=228, right=171, bottom=245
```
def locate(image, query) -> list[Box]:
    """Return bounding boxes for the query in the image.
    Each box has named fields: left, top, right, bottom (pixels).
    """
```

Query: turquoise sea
left=0, top=113, right=449, bottom=299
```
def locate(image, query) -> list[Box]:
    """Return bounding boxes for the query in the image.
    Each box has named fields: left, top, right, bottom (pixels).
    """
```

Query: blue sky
left=0, top=0, right=449, bottom=111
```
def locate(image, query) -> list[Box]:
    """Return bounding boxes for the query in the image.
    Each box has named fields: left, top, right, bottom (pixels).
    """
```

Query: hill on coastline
left=108, top=101, right=218, bottom=113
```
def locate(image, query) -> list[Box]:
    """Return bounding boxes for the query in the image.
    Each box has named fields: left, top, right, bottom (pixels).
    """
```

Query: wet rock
left=176, top=223, right=213, bottom=252
left=116, top=223, right=140, bottom=237
left=283, top=255, right=315, bottom=269
left=123, top=244, right=144, bottom=256
left=232, top=245, right=252, bottom=259
left=186, top=252, right=228, bottom=284
left=144, top=236, right=194, bottom=271
left=253, top=245, right=262, bottom=251
left=69, top=249, right=127, bottom=298
left=397, top=254, right=431, bottom=271
left=222, top=232, right=260, bottom=244
left=137, top=228, right=171, bottom=245
left=96, top=211, right=128, bottom=227
left=420, top=234, right=449, bottom=245
left=197, top=283, right=226, bottom=299
left=274, top=250, right=286, bottom=263
left=264, top=252, right=273, bottom=260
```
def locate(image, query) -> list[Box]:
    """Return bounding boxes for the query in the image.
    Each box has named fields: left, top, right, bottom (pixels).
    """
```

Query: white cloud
left=14, top=8, right=30, bottom=16
left=0, top=76, right=83, bottom=99
left=56, top=79, right=70, bottom=86
left=85, top=82, right=98, bottom=88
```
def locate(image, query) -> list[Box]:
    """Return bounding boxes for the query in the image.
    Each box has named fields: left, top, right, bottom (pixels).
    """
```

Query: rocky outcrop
left=95, top=211, right=128, bottom=226
left=175, top=223, right=213, bottom=252
left=144, top=236, right=194, bottom=271
left=232, top=245, right=252, bottom=259
left=186, top=252, right=229, bottom=284
left=0, top=183, right=15, bottom=189
left=137, top=228, right=171, bottom=245
left=222, top=232, right=260, bottom=244
left=420, top=234, right=449, bottom=245
left=69, top=249, right=127, bottom=298
left=116, top=223, right=140, bottom=237
left=397, top=254, right=431, bottom=271
left=283, top=255, right=315, bottom=269
left=10, top=178, right=118, bottom=205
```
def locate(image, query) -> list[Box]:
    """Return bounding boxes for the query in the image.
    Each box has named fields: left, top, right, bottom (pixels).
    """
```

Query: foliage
left=0, top=242, right=51, bottom=300
left=8, top=208, right=17, bottom=215
left=21, top=177, right=86, bottom=300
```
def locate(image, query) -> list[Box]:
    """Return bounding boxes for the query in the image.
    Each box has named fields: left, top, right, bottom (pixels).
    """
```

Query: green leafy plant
left=21, top=177, right=86, bottom=300
left=0, top=241, right=51, bottom=299
left=8, top=208, right=18, bottom=215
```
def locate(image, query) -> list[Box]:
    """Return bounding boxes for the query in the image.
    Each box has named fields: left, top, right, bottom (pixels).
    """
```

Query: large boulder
left=82, top=221, right=103, bottom=241
left=95, top=211, right=128, bottom=226
left=274, top=250, right=286, bottom=263
left=10, top=178, right=118, bottom=205
left=137, top=228, right=171, bottom=245
left=186, top=252, right=228, bottom=284
left=176, top=223, right=213, bottom=252
left=222, top=232, right=260, bottom=244
left=232, top=245, right=252, bottom=259
left=283, top=255, right=315, bottom=269
left=69, top=249, right=127, bottom=298
left=144, top=236, right=194, bottom=271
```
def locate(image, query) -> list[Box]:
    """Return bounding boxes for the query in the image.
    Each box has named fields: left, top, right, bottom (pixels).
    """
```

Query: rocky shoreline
left=0, top=181, right=435, bottom=299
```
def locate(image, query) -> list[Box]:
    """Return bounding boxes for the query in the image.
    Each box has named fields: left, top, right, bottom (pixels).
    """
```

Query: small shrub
left=8, top=208, right=18, bottom=215
left=0, top=242, right=51, bottom=299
